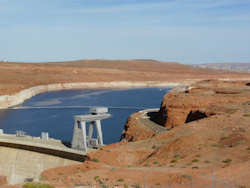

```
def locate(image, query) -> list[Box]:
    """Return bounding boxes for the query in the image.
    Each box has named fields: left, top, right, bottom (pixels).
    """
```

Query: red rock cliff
left=159, top=80, right=250, bottom=128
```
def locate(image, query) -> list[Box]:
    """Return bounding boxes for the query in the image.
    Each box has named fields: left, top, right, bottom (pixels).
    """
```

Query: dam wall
left=0, top=146, right=80, bottom=185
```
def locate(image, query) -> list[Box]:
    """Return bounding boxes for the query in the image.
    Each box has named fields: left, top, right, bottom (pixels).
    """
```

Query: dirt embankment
left=39, top=80, right=250, bottom=188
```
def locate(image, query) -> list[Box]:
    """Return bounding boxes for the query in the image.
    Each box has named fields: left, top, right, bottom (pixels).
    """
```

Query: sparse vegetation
left=195, top=154, right=201, bottom=158
left=153, top=161, right=159, bottom=164
left=204, top=160, right=210, bottom=163
left=220, top=136, right=228, bottom=140
left=211, top=143, right=220, bottom=147
left=247, top=147, right=250, bottom=150
left=91, top=158, right=100, bottom=162
left=117, top=178, right=124, bottom=182
left=192, top=166, right=199, bottom=169
left=222, top=159, right=232, bottom=163
left=243, top=114, right=250, bottom=117
left=174, top=154, right=181, bottom=158
left=170, top=159, right=177, bottom=163
left=134, top=184, right=141, bottom=188
left=238, top=185, right=246, bottom=188
left=192, top=159, right=199, bottom=163
left=181, top=174, right=192, bottom=181
left=94, top=176, right=100, bottom=181
left=23, top=183, right=55, bottom=188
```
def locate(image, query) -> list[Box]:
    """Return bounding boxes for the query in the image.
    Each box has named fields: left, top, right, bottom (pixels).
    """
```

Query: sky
left=0, top=0, right=250, bottom=64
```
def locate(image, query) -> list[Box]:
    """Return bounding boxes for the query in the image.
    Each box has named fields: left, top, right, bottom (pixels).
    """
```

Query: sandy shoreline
left=0, top=81, right=191, bottom=109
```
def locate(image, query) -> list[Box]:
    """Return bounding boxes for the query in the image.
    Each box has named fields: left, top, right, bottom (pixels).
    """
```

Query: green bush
left=222, top=159, right=232, bottom=163
left=91, top=158, right=100, bottom=162
left=153, top=161, right=159, bottom=164
left=192, top=159, right=199, bottom=163
left=23, top=183, right=55, bottom=188
left=94, top=176, right=100, bottom=181
left=170, top=159, right=177, bottom=163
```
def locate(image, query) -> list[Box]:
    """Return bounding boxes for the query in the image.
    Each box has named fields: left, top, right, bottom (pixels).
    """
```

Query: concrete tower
left=71, top=107, right=111, bottom=152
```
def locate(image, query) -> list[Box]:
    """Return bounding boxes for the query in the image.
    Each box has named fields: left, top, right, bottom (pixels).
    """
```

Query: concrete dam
left=0, top=107, right=111, bottom=185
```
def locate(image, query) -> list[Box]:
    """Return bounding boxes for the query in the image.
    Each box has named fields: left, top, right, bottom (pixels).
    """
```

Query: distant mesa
left=193, top=63, right=250, bottom=72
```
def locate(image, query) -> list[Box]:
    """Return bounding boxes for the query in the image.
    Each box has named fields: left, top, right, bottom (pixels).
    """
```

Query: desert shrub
left=222, top=159, right=232, bottom=163
left=211, top=143, right=220, bottom=147
left=192, top=159, right=199, bottom=163
left=170, top=159, right=177, bottom=163
left=117, top=178, right=124, bottom=182
left=181, top=174, right=192, bottom=180
left=243, top=114, right=250, bottom=117
left=91, top=158, right=99, bottom=162
left=239, top=185, right=246, bottom=188
left=94, top=176, right=100, bottom=181
left=23, top=183, right=55, bottom=188
left=192, top=166, right=199, bottom=169
left=174, top=154, right=181, bottom=159
left=153, top=161, right=159, bottom=164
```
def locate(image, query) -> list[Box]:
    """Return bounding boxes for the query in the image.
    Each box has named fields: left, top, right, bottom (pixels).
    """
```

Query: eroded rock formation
left=158, top=80, right=250, bottom=129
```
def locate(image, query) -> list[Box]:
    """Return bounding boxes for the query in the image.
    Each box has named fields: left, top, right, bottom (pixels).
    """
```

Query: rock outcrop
left=120, top=112, right=156, bottom=142
left=158, top=80, right=250, bottom=128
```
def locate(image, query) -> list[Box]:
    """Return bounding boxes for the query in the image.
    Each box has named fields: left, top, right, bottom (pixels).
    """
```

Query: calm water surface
left=0, top=88, right=171, bottom=144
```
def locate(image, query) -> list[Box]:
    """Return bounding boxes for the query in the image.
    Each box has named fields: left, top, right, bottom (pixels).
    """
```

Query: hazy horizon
left=1, top=58, right=250, bottom=65
left=1, top=0, right=250, bottom=64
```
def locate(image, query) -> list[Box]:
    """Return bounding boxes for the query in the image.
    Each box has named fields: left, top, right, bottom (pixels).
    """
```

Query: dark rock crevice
left=185, top=110, right=208, bottom=123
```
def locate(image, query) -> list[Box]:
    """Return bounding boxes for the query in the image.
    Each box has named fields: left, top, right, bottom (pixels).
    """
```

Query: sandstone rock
left=158, top=80, right=250, bottom=128
left=0, top=176, right=7, bottom=185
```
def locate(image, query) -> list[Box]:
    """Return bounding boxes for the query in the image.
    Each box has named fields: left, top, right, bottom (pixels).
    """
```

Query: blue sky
left=0, top=0, right=250, bottom=64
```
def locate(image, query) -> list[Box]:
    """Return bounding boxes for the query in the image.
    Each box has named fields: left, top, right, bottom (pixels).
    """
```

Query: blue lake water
left=0, top=88, right=171, bottom=144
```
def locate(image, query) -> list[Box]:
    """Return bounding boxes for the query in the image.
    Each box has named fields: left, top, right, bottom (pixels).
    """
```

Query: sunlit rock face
left=158, top=80, right=250, bottom=129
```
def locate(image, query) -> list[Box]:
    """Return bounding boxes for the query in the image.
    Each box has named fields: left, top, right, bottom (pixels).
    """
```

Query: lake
left=0, top=88, right=171, bottom=144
